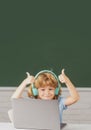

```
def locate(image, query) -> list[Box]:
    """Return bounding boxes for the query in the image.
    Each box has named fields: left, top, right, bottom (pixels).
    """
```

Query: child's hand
left=23, top=72, right=35, bottom=86
left=58, top=69, right=69, bottom=84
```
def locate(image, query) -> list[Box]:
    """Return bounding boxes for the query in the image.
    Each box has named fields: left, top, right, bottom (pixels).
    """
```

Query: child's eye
left=49, top=88, right=54, bottom=91
left=41, top=89, right=45, bottom=91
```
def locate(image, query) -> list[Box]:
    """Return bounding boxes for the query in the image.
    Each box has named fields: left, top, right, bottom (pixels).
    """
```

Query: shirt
left=58, top=96, right=67, bottom=123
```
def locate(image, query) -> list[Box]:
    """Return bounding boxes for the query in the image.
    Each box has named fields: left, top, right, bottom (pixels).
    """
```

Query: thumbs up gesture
left=24, top=72, right=35, bottom=86
left=58, top=69, right=69, bottom=84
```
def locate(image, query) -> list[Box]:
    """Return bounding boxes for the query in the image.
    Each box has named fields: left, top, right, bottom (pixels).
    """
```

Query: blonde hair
left=28, top=72, right=62, bottom=98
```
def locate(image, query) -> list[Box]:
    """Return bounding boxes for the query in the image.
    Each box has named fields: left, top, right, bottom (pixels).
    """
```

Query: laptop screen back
left=12, top=98, right=60, bottom=130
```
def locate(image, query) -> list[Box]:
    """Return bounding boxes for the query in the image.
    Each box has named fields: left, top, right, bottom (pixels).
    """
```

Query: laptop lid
left=12, top=98, right=60, bottom=130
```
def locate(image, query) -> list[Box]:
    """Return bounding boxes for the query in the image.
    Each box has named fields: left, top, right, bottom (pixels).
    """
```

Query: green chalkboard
left=0, top=1, right=91, bottom=87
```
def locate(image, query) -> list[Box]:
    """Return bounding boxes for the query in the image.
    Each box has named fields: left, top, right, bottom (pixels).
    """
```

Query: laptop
left=12, top=98, right=61, bottom=130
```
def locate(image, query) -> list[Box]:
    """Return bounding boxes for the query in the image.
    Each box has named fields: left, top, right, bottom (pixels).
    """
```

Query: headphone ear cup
left=32, top=85, right=38, bottom=96
left=55, top=87, right=59, bottom=95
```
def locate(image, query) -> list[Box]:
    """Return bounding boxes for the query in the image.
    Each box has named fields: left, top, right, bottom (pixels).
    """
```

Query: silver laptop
left=12, top=98, right=60, bottom=130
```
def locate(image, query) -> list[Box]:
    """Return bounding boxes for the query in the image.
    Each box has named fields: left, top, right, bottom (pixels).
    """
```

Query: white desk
left=0, top=123, right=91, bottom=130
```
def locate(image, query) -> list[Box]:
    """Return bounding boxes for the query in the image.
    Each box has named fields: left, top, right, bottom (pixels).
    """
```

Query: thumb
left=62, top=69, right=65, bottom=74
left=26, top=72, right=31, bottom=77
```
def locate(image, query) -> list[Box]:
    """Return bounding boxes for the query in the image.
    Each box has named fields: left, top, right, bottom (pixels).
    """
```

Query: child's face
left=38, top=86, right=55, bottom=100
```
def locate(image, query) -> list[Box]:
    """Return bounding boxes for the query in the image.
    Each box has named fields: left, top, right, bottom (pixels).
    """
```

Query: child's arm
left=59, top=69, right=80, bottom=106
left=11, top=72, right=34, bottom=99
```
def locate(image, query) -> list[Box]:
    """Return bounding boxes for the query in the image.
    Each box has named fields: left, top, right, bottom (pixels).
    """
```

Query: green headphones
left=31, top=70, right=61, bottom=96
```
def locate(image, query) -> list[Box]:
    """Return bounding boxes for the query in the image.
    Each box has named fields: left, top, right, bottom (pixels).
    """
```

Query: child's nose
left=45, top=89, right=50, bottom=94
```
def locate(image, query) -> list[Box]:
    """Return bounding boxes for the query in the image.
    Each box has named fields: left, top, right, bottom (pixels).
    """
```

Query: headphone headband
left=35, top=70, right=58, bottom=81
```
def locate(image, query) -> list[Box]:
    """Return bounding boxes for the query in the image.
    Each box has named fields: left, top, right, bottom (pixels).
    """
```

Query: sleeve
left=58, top=96, right=68, bottom=110
left=58, top=96, right=67, bottom=123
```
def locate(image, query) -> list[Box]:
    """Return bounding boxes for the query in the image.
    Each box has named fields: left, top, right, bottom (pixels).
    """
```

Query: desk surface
left=0, top=123, right=91, bottom=130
